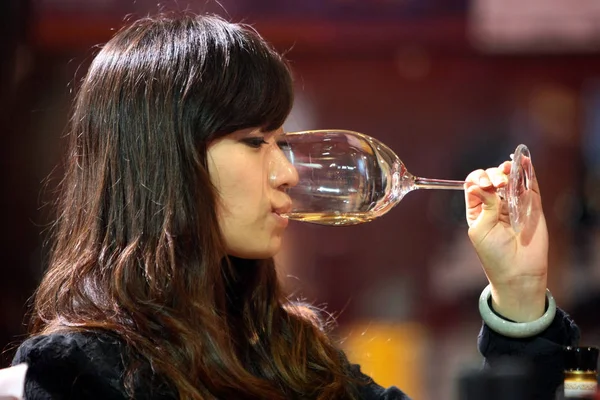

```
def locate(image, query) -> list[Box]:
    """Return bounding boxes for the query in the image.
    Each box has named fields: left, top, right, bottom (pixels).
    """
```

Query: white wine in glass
left=278, top=130, right=532, bottom=232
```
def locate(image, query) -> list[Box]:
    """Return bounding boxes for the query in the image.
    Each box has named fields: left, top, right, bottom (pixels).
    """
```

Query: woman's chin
left=227, top=235, right=283, bottom=260
left=227, top=243, right=281, bottom=260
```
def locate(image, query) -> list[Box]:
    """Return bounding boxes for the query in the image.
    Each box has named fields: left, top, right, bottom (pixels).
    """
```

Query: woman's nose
left=269, top=146, right=299, bottom=189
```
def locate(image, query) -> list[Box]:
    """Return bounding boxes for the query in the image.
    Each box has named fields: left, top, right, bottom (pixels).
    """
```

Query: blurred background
left=2, top=0, right=600, bottom=398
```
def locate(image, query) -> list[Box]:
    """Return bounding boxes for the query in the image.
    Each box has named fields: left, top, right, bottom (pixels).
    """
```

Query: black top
left=12, top=308, right=579, bottom=400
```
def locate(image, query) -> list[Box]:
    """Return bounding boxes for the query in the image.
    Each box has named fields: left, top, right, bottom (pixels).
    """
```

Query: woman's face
left=207, top=127, right=299, bottom=259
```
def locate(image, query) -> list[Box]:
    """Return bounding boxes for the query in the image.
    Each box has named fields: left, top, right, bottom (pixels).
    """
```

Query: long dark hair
left=31, top=13, right=363, bottom=399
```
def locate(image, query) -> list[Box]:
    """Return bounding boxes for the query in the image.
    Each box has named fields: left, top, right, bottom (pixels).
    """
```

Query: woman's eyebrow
left=235, top=128, right=263, bottom=138
left=249, top=127, right=266, bottom=135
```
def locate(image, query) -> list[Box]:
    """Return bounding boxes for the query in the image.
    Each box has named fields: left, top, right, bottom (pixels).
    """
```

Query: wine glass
left=278, top=130, right=533, bottom=233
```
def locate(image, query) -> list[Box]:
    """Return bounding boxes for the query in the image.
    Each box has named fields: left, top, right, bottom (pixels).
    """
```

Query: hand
left=465, top=160, right=548, bottom=322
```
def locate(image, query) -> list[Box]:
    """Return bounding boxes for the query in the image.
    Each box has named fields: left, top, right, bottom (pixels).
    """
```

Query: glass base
left=507, top=144, right=533, bottom=234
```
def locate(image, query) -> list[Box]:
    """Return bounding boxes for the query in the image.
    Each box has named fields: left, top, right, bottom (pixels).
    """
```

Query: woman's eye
left=242, top=138, right=269, bottom=148
left=276, top=139, right=290, bottom=151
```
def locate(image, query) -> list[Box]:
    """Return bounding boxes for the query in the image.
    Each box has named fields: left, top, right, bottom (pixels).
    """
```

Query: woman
left=12, top=13, right=578, bottom=399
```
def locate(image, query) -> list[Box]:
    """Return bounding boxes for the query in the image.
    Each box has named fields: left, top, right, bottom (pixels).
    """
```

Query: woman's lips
left=272, top=211, right=289, bottom=227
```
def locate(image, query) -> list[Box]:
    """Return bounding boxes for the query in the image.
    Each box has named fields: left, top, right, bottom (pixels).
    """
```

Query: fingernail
left=492, top=175, right=508, bottom=187
left=479, top=176, right=491, bottom=187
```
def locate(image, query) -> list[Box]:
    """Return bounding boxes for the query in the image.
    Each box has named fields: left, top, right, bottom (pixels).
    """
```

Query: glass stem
left=413, top=177, right=466, bottom=191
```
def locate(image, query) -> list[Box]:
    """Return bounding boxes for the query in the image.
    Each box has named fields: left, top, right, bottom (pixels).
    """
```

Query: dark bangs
left=187, top=17, right=294, bottom=139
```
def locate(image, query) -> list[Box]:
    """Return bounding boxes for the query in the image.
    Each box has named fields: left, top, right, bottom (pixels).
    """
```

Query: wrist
left=490, top=277, right=547, bottom=322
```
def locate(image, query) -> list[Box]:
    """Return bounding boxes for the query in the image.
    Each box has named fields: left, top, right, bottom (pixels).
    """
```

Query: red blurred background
left=2, top=1, right=600, bottom=398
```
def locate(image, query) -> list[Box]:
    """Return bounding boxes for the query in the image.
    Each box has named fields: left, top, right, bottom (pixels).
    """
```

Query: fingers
left=487, top=166, right=509, bottom=188
left=464, top=164, right=511, bottom=231
left=464, top=169, right=498, bottom=210
left=465, top=164, right=509, bottom=191
left=499, top=161, right=511, bottom=176
left=464, top=153, right=540, bottom=237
